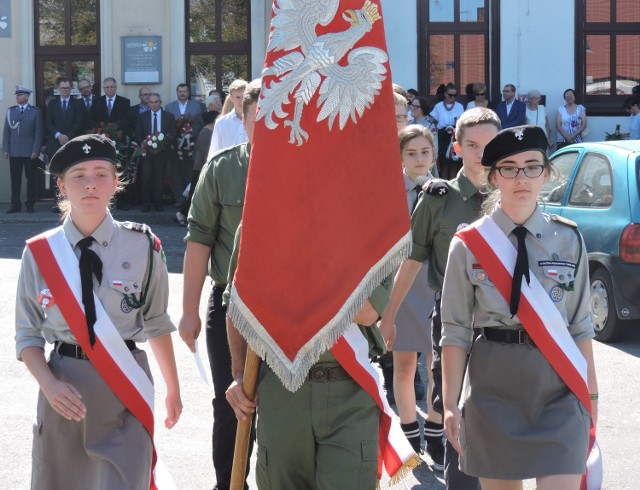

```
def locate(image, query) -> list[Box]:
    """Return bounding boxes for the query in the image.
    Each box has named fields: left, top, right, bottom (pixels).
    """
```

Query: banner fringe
left=229, top=231, right=411, bottom=392
left=376, top=454, right=422, bottom=489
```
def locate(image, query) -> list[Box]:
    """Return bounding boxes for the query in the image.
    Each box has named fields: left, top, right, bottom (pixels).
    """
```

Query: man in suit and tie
left=165, top=83, right=207, bottom=205
left=128, top=86, right=152, bottom=142
left=495, top=84, right=527, bottom=129
left=45, top=78, right=85, bottom=157
left=136, top=93, right=176, bottom=212
left=91, top=77, right=131, bottom=133
left=77, top=78, right=97, bottom=130
left=3, top=85, right=45, bottom=213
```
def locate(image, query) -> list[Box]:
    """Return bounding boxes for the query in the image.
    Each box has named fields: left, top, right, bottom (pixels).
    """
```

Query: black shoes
left=424, top=420, right=445, bottom=472
left=7, top=206, right=20, bottom=214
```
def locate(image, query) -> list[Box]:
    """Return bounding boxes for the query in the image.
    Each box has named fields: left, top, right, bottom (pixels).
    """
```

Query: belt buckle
left=310, top=366, right=328, bottom=382
left=75, top=344, right=88, bottom=360
left=518, top=330, right=528, bottom=345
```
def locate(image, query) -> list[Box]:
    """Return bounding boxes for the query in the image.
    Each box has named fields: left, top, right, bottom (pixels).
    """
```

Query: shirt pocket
left=106, top=276, right=146, bottom=314
left=469, top=265, right=495, bottom=287
left=540, top=264, right=575, bottom=304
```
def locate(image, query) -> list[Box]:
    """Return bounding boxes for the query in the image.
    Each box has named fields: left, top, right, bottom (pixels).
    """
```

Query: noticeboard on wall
left=121, top=36, right=162, bottom=84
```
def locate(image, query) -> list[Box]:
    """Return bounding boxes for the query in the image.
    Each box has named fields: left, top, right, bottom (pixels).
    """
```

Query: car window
left=542, top=151, right=580, bottom=204
left=568, top=152, right=613, bottom=208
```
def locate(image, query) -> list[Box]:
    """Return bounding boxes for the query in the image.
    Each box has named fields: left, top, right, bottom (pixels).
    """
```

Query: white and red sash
left=27, top=227, right=166, bottom=490
left=330, top=324, right=421, bottom=483
left=456, top=216, right=601, bottom=490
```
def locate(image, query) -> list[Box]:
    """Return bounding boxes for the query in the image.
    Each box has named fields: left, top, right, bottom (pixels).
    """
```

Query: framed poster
left=121, top=36, right=162, bottom=84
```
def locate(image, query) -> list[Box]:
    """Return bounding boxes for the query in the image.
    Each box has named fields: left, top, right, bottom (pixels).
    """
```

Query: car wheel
left=590, top=268, right=625, bottom=342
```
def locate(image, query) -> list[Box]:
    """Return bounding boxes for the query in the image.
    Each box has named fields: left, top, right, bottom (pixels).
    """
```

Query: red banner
left=229, top=0, right=410, bottom=391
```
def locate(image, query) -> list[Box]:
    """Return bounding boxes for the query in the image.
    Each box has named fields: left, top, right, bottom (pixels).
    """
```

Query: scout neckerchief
left=27, top=227, right=166, bottom=490
left=456, top=215, right=601, bottom=490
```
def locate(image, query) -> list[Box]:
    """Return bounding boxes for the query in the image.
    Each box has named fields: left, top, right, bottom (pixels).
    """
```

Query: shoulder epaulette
left=550, top=214, right=578, bottom=228
left=121, top=221, right=162, bottom=253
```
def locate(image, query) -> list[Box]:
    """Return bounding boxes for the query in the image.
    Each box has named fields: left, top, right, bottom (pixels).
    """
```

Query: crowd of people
left=12, top=75, right=607, bottom=490
left=2, top=77, right=227, bottom=218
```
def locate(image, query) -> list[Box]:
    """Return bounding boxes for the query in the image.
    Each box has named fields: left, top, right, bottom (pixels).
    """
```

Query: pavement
left=2, top=201, right=639, bottom=489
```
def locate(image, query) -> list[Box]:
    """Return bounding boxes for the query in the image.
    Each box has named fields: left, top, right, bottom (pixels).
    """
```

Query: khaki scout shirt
left=186, top=142, right=250, bottom=286
left=440, top=206, right=594, bottom=352
left=15, top=212, right=174, bottom=359
left=223, top=224, right=390, bottom=359
left=409, top=170, right=483, bottom=291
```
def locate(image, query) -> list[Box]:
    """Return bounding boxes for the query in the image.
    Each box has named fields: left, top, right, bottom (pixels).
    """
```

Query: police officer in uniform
left=3, top=85, right=44, bottom=213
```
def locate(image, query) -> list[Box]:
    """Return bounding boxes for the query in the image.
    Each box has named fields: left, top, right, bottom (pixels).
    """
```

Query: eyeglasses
left=395, top=114, right=408, bottom=122
left=410, top=103, right=421, bottom=108
left=59, top=86, right=71, bottom=90
left=446, top=93, right=457, bottom=97
left=475, top=92, right=486, bottom=96
left=496, top=165, right=545, bottom=179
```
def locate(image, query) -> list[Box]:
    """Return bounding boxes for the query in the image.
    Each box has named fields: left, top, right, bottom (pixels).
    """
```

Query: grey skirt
left=32, top=349, right=154, bottom=490
left=459, top=337, right=591, bottom=479
left=393, top=263, right=435, bottom=352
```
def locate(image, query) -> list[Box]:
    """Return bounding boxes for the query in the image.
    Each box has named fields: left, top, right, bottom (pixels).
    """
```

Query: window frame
left=185, top=0, right=252, bottom=99
left=576, top=0, right=640, bottom=116
left=417, top=0, right=500, bottom=103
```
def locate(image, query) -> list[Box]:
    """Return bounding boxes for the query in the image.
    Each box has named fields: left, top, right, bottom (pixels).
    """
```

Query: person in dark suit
left=77, top=78, right=97, bottom=131
left=136, top=93, right=176, bottom=212
left=90, top=77, right=131, bottom=134
left=495, top=84, right=527, bottom=129
left=3, top=86, right=45, bottom=213
left=165, top=83, right=207, bottom=205
left=128, top=87, right=152, bottom=142
left=45, top=78, right=85, bottom=157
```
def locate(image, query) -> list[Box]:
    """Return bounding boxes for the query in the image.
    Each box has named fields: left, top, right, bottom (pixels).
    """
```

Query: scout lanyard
left=27, top=227, right=161, bottom=490
left=456, top=216, right=599, bottom=490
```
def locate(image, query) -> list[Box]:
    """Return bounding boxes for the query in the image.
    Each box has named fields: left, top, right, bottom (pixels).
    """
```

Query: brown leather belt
left=308, top=364, right=350, bottom=382
left=55, top=340, right=137, bottom=360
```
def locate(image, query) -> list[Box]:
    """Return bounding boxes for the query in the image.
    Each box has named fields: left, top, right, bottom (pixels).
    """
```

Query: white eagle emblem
left=258, top=0, right=388, bottom=146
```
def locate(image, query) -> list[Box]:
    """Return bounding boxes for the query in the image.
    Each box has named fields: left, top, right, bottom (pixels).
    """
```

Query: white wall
left=382, top=0, right=418, bottom=91
left=499, top=0, right=626, bottom=143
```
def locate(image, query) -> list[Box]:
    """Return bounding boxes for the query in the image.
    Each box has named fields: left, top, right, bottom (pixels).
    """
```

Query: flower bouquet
left=174, top=114, right=196, bottom=161
left=88, top=121, right=127, bottom=168
left=142, top=132, right=172, bottom=155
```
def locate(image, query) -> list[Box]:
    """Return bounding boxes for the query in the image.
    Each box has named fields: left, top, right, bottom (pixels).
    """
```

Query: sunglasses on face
left=446, top=93, right=457, bottom=97
left=475, top=92, right=486, bottom=96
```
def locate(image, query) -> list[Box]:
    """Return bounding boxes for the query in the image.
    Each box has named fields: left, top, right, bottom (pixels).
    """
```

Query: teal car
left=541, top=141, right=640, bottom=342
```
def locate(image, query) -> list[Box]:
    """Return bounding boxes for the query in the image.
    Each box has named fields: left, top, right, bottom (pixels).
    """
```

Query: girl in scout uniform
left=15, top=134, right=182, bottom=489
left=440, top=126, right=598, bottom=489
left=392, top=124, right=441, bottom=457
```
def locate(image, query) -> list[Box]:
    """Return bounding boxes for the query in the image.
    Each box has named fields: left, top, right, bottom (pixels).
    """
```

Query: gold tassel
left=377, top=453, right=423, bottom=488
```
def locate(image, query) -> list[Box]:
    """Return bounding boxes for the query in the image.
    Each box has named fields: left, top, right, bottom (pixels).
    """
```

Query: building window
left=418, top=0, right=499, bottom=101
left=34, top=0, right=101, bottom=107
left=186, top=0, right=251, bottom=101
left=578, top=0, right=640, bottom=115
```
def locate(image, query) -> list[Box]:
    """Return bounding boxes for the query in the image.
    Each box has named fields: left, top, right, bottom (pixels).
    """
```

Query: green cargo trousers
left=256, top=363, right=380, bottom=489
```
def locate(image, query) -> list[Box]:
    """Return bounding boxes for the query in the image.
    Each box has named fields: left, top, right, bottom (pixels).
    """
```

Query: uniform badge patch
left=121, top=297, right=134, bottom=313
left=38, top=289, right=55, bottom=309
left=550, top=285, right=564, bottom=302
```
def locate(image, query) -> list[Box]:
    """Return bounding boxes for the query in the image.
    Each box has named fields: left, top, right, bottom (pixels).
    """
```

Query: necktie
left=86, top=98, right=91, bottom=110
left=510, top=226, right=531, bottom=316
left=153, top=112, right=158, bottom=134
left=62, top=99, right=67, bottom=112
left=411, top=184, right=422, bottom=214
left=20, top=106, right=24, bottom=114
left=107, top=98, right=113, bottom=116
left=77, top=237, right=103, bottom=347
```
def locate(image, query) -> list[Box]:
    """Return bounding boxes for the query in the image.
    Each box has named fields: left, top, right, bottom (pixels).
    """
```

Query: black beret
left=481, top=125, right=548, bottom=167
left=50, top=134, right=117, bottom=176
